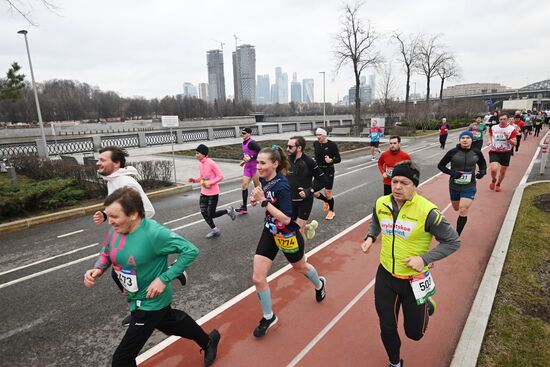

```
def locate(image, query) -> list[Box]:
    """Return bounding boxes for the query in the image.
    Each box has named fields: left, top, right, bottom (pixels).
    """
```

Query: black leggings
left=439, top=135, right=448, bottom=149
left=515, top=135, right=521, bottom=152
left=374, top=265, right=429, bottom=364
left=112, top=306, right=209, bottom=367
left=534, top=125, right=542, bottom=137
left=200, top=194, right=227, bottom=229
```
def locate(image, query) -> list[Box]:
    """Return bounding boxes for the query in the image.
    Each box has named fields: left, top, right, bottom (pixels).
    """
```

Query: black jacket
left=437, top=144, right=487, bottom=191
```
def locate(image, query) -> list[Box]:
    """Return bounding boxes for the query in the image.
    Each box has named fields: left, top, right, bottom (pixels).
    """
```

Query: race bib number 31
left=409, top=271, right=436, bottom=305
left=274, top=234, right=299, bottom=253
left=114, top=266, right=138, bottom=293
left=454, top=171, right=472, bottom=185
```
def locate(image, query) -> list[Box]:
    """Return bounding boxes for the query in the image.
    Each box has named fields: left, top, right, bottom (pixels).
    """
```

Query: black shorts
left=255, top=228, right=305, bottom=263
left=489, top=151, right=512, bottom=167
left=370, top=141, right=380, bottom=147
left=292, top=196, right=314, bottom=221
left=472, top=140, right=483, bottom=151
left=313, top=167, right=335, bottom=190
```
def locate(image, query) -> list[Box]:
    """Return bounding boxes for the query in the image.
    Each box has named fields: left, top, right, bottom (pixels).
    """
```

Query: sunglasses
left=286, top=144, right=296, bottom=149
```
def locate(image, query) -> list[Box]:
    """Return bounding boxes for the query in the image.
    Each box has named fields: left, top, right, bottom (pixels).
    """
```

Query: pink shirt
left=192, top=157, right=224, bottom=195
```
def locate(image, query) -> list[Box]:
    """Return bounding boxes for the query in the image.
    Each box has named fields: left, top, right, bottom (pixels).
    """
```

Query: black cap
left=195, top=144, right=209, bottom=156
left=241, top=127, right=252, bottom=134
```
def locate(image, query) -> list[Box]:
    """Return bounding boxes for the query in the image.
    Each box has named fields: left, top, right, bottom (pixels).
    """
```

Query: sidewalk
left=135, top=133, right=542, bottom=366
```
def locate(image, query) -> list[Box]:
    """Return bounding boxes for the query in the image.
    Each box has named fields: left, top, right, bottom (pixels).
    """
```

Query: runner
left=286, top=136, right=329, bottom=241
left=487, top=111, right=499, bottom=132
left=534, top=112, right=544, bottom=137
left=369, top=121, right=384, bottom=160
left=188, top=144, right=236, bottom=238
left=467, top=115, right=487, bottom=151
left=361, top=160, right=461, bottom=367
left=250, top=146, right=327, bottom=337
left=377, top=136, right=411, bottom=195
left=94, top=146, right=187, bottom=326
left=312, top=128, right=341, bottom=220
left=487, top=113, right=517, bottom=192
left=438, top=118, right=449, bottom=149
left=512, top=115, right=524, bottom=153
left=437, top=131, right=487, bottom=235
left=84, top=187, right=220, bottom=367
left=236, top=127, right=261, bottom=214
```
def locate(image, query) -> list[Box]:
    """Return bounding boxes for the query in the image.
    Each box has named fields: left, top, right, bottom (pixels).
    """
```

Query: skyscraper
left=198, top=83, right=209, bottom=101
left=274, top=67, right=289, bottom=104
left=232, top=44, right=256, bottom=103
left=290, top=72, right=302, bottom=103
left=256, top=74, right=270, bottom=105
left=302, top=79, right=314, bottom=104
left=183, top=82, right=198, bottom=97
left=207, top=49, right=226, bottom=103
left=369, top=74, right=376, bottom=100
left=270, top=83, right=278, bottom=104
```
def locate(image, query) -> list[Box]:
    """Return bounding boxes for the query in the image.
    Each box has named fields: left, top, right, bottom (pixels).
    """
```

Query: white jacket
left=102, top=166, right=155, bottom=218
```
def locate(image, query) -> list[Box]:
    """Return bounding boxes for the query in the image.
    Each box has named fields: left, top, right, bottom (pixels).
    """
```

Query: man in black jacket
left=312, top=128, right=341, bottom=220
left=286, top=136, right=329, bottom=241
left=437, top=131, right=487, bottom=235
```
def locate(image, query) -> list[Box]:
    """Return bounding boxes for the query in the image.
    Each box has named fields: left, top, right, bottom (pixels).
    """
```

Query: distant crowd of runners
left=83, top=110, right=548, bottom=366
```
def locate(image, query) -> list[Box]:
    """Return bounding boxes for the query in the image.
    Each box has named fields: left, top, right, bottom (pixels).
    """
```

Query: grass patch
left=477, top=183, right=550, bottom=367
left=0, top=172, right=33, bottom=185
left=170, top=140, right=371, bottom=160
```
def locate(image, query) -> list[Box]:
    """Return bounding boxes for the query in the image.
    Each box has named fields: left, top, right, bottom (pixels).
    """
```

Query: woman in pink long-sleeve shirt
left=188, top=144, right=236, bottom=238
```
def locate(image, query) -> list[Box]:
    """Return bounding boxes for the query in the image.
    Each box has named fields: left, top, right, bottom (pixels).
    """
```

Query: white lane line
left=163, top=199, right=242, bottom=225
left=441, top=202, right=452, bottom=214
left=287, top=278, right=376, bottom=367
left=171, top=219, right=207, bottom=232
left=0, top=253, right=98, bottom=289
left=57, top=229, right=84, bottom=238
left=0, top=243, right=99, bottom=277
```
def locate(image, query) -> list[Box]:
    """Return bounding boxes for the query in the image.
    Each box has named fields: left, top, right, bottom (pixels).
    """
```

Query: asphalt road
left=0, top=131, right=462, bottom=367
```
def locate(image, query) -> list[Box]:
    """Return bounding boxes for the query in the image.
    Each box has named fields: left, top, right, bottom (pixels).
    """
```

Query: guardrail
left=0, top=120, right=351, bottom=159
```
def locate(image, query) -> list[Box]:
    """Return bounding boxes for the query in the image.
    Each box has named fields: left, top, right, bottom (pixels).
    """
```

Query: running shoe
left=235, top=206, right=248, bottom=215
left=316, top=276, right=327, bottom=302
left=495, top=185, right=502, bottom=192
left=322, top=202, right=329, bottom=211
left=206, top=229, right=221, bottom=238
left=176, top=270, right=188, bottom=286
left=203, top=329, right=221, bottom=367
left=227, top=206, right=236, bottom=221
left=388, top=359, right=404, bottom=367
left=489, top=180, right=496, bottom=190
left=253, top=315, right=278, bottom=337
left=325, top=210, right=335, bottom=220
left=306, top=220, right=319, bottom=240
left=427, top=297, right=436, bottom=316
left=121, top=314, right=132, bottom=327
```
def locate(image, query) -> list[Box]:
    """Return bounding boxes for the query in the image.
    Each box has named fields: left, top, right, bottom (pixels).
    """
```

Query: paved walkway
left=133, top=133, right=544, bottom=366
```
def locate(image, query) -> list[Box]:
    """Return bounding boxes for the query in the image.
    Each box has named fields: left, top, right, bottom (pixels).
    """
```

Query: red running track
left=137, top=135, right=542, bottom=367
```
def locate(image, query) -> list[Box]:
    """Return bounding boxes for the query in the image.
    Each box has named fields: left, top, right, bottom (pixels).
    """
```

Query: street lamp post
left=18, top=29, right=48, bottom=158
left=319, top=71, right=326, bottom=128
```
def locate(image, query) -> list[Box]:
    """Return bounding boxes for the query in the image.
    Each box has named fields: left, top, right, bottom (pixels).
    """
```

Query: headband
left=391, top=164, right=420, bottom=186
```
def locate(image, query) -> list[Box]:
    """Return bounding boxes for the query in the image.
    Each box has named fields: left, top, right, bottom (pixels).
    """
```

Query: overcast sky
left=1, top=0, right=549, bottom=103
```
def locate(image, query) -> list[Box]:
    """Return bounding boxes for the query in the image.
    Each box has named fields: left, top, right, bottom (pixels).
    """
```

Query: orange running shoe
left=325, top=210, right=335, bottom=220
left=323, top=202, right=329, bottom=211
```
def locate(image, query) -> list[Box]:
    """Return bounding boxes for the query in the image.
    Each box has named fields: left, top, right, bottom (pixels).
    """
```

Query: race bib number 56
left=409, top=271, right=436, bottom=305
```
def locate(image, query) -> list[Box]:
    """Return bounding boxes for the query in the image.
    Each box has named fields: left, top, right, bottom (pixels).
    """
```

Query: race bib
left=474, top=131, right=482, bottom=139
left=454, top=171, right=472, bottom=185
left=114, top=266, right=138, bottom=293
left=274, top=233, right=299, bottom=253
left=494, top=133, right=507, bottom=141
left=409, top=271, right=436, bottom=305
left=386, top=167, right=393, bottom=176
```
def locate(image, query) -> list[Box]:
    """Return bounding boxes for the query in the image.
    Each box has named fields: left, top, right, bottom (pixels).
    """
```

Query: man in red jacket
left=377, top=136, right=411, bottom=195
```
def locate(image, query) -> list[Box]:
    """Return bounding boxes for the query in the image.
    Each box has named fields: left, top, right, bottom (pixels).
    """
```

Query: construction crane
left=211, top=39, right=225, bottom=52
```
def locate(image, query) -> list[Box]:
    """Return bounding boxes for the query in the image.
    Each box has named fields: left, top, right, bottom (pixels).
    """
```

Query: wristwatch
left=261, top=199, right=271, bottom=207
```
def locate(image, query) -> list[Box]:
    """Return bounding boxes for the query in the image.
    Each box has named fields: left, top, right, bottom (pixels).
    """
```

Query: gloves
left=475, top=170, right=486, bottom=179
left=450, top=170, right=462, bottom=179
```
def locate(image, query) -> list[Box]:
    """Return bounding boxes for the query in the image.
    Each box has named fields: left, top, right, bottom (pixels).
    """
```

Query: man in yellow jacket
left=361, top=160, right=460, bottom=367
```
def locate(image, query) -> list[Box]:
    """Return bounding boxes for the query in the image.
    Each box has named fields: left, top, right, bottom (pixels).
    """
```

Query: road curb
left=0, top=184, right=192, bottom=234
left=450, top=145, right=544, bottom=366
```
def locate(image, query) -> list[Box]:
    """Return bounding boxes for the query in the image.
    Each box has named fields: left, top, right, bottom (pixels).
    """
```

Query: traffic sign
left=161, top=115, right=179, bottom=128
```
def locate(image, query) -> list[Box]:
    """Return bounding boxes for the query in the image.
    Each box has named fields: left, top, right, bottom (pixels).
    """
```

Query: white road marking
left=0, top=243, right=99, bottom=277
left=57, top=229, right=84, bottom=238
left=163, top=199, right=242, bottom=225
left=0, top=253, right=98, bottom=289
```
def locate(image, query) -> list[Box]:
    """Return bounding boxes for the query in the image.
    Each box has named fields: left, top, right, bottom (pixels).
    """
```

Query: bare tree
left=334, top=1, right=383, bottom=129
left=393, top=32, right=419, bottom=120
left=437, top=56, right=460, bottom=101
left=376, top=63, right=398, bottom=121
left=416, top=34, right=449, bottom=114
left=3, top=0, right=59, bottom=26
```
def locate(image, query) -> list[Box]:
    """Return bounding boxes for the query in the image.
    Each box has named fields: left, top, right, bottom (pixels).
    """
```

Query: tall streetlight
left=319, top=71, right=326, bottom=128
left=18, top=29, right=48, bottom=158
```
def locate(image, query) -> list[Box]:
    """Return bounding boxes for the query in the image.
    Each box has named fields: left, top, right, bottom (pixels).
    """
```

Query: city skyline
left=1, top=0, right=549, bottom=104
